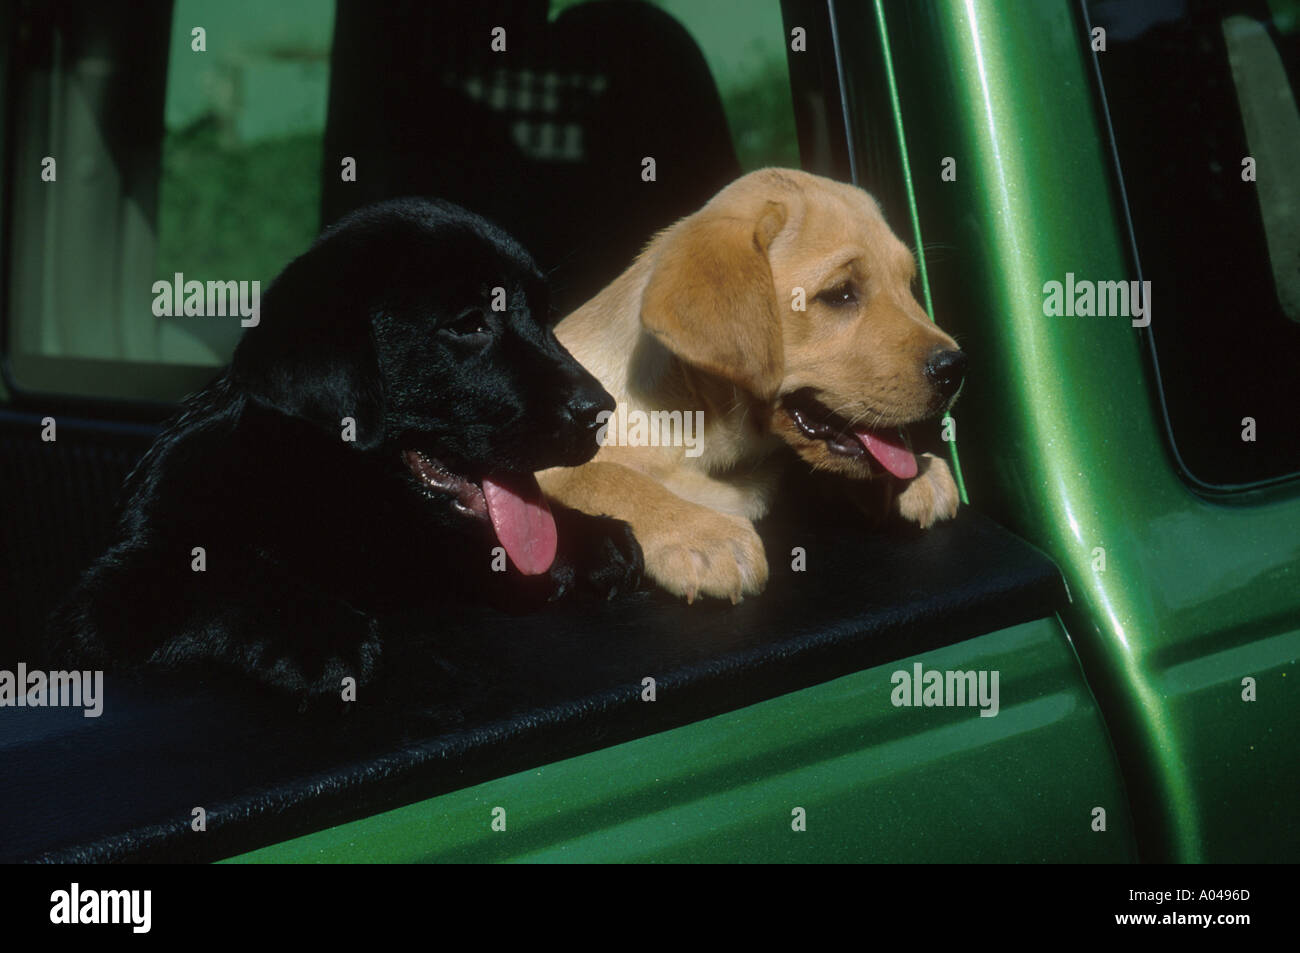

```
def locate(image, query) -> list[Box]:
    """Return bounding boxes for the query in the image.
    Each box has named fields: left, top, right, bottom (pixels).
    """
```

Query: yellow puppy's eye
left=816, top=283, right=858, bottom=307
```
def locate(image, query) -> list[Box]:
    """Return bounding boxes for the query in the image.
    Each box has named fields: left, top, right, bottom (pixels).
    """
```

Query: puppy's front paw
left=894, top=453, right=960, bottom=529
left=642, top=510, right=767, bottom=604
left=548, top=508, right=644, bottom=600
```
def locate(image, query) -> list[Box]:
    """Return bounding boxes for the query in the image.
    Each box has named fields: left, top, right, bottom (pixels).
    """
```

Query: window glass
left=155, top=0, right=334, bottom=367
left=1087, top=0, right=1300, bottom=488
left=552, top=0, right=799, bottom=170
left=6, top=0, right=798, bottom=402
left=5, top=0, right=334, bottom=399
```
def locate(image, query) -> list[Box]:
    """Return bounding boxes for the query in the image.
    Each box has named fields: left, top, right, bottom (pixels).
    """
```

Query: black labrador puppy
left=51, top=199, right=642, bottom=697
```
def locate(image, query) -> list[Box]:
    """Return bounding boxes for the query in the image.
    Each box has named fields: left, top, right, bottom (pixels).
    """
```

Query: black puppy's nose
left=568, top=384, right=616, bottom=435
left=925, top=348, right=967, bottom=403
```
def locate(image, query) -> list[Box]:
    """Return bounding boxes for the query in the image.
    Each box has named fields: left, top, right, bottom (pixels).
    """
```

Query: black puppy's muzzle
left=548, top=371, right=616, bottom=466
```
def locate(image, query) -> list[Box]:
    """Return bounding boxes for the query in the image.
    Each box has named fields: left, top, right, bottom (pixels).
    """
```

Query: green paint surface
left=877, top=0, right=1300, bottom=861
left=226, top=618, right=1136, bottom=863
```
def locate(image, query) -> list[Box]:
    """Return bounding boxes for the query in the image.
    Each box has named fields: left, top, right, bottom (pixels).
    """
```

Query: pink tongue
left=481, top=473, right=558, bottom=576
left=855, top=428, right=918, bottom=480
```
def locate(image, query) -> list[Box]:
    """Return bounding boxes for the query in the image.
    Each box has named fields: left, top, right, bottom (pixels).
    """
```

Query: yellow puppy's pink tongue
left=481, top=473, right=557, bottom=575
left=855, top=428, right=918, bottom=480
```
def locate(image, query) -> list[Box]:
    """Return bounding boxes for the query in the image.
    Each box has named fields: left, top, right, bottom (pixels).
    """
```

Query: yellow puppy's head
left=640, top=168, right=965, bottom=481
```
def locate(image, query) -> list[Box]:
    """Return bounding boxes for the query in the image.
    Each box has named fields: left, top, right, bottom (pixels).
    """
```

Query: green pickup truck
left=0, top=0, right=1295, bottom=864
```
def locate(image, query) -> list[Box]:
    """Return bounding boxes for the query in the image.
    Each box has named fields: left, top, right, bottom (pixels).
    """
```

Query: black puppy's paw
left=233, top=606, right=385, bottom=705
left=547, top=506, right=644, bottom=601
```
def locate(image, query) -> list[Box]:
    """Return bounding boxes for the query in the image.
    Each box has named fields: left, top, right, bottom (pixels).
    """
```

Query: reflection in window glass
left=157, top=0, right=334, bottom=366
left=5, top=0, right=333, bottom=389
left=551, top=0, right=799, bottom=169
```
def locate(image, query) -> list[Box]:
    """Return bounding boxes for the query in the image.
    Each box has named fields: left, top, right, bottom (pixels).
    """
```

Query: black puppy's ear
left=231, top=250, right=386, bottom=450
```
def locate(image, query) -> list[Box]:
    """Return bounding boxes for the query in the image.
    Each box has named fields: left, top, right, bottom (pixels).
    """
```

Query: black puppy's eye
left=816, top=282, right=858, bottom=308
left=444, top=308, right=490, bottom=337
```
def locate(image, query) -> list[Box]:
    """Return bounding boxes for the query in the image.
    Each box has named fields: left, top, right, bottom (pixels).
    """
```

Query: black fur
left=50, top=199, right=642, bottom=697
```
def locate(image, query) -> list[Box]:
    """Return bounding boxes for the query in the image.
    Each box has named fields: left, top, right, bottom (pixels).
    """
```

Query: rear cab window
left=1086, top=0, right=1300, bottom=489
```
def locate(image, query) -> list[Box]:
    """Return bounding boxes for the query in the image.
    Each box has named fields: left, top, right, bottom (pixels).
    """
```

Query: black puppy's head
left=230, top=198, right=613, bottom=573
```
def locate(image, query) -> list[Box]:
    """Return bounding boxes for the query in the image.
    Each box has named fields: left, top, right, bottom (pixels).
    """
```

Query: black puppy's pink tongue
left=481, top=473, right=557, bottom=575
left=854, top=427, right=918, bottom=480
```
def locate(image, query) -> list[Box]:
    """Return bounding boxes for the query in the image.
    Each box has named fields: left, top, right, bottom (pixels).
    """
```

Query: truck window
left=1086, top=0, right=1300, bottom=488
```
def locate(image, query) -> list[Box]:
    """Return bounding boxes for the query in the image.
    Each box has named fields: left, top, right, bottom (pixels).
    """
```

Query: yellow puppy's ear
left=640, top=201, right=787, bottom=401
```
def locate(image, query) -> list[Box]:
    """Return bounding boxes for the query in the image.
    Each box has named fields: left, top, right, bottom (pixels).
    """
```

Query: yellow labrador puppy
left=539, top=168, right=965, bottom=602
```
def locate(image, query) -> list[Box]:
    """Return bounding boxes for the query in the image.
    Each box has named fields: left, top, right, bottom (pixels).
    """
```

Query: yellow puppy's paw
left=895, top=453, right=960, bottom=529
left=643, top=511, right=768, bottom=604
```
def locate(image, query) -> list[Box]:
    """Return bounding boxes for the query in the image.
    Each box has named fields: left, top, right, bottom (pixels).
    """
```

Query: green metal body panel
left=872, top=0, right=1300, bottom=862
left=225, top=618, right=1136, bottom=863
